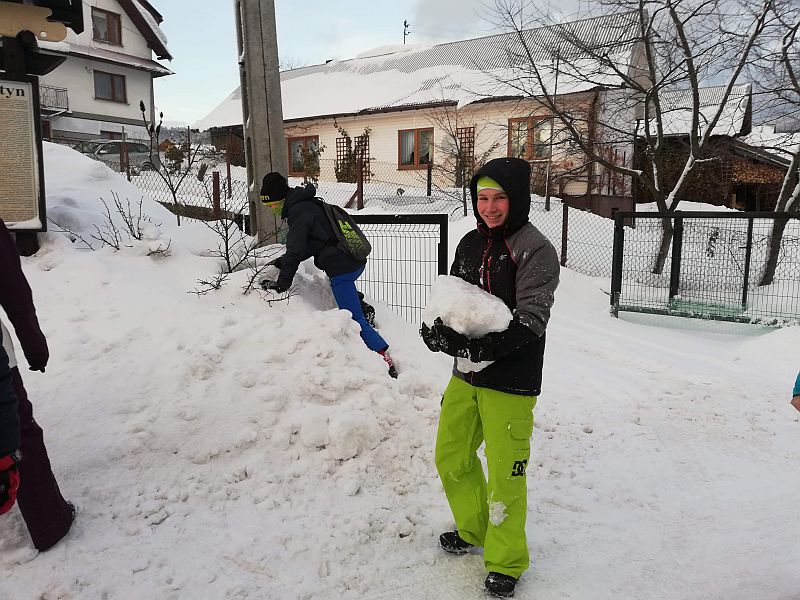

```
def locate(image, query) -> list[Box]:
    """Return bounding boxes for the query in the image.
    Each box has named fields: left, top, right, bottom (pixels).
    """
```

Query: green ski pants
left=435, top=375, right=536, bottom=579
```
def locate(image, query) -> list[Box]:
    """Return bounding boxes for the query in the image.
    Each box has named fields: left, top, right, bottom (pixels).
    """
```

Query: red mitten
left=0, top=451, right=21, bottom=515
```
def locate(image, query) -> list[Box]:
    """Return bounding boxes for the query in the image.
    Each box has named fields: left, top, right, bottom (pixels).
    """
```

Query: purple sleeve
left=0, top=220, right=48, bottom=368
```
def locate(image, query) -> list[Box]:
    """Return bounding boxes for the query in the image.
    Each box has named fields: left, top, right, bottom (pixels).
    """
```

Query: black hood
left=281, top=183, right=318, bottom=221
left=470, top=157, right=531, bottom=235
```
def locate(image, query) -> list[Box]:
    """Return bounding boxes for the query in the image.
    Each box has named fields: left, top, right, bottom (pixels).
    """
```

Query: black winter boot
left=358, top=292, right=376, bottom=327
left=484, top=572, right=517, bottom=598
left=438, top=531, right=473, bottom=554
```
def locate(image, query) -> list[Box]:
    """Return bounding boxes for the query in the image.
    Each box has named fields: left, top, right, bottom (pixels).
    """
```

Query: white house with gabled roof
left=198, top=11, right=647, bottom=202
left=199, top=11, right=787, bottom=211
left=37, top=0, right=172, bottom=143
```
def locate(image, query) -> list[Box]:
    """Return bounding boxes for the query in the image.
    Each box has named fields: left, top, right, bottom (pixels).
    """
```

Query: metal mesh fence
left=119, top=152, right=618, bottom=281
left=611, top=212, right=800, bottom=324
left=125, top=152, right=251, bottom=228
left=528, top=198, right=615, bottom=278
left=69, top=148, right=800, bottom=325
left=353, top=215, right=449, bottom=325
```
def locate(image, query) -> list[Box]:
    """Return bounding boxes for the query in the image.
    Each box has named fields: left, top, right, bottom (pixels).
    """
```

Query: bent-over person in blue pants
left=257, top=172, right=397, bottom=378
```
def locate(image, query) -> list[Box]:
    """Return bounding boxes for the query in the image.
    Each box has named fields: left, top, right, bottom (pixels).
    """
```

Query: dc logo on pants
left=510, top=460, right=528, bottom=477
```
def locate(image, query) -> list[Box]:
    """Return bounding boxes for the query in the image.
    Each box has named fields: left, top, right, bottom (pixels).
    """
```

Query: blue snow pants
left=329, top=266, right=388, bottom=353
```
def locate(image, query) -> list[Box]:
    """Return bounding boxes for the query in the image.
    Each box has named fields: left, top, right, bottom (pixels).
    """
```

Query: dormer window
left=92, top=8, right=122, bottom=45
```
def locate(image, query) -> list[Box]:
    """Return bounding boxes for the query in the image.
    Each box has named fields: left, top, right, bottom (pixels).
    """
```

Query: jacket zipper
left=480, top=238, right=492, bottom=290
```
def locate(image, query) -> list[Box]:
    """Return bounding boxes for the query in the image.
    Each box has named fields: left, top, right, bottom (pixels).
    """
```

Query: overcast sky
left=153, top=0, right=497, bottom=126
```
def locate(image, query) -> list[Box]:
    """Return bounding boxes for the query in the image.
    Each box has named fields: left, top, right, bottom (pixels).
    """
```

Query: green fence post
left=669, top=215, right=684, bottom=301
left=741, top=217, right=754, bottom=309
left=610, top=212, right=625, bottom=316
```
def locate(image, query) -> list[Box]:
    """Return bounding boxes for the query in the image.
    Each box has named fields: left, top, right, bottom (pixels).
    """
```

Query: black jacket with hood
left=275, top=184, right=365, bottom=289
left=450, top=158, right=560, bottom=396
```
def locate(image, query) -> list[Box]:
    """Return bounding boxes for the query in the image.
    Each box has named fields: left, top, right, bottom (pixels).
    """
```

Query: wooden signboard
left=0, top=2, right=68, bottom=42
left=0, top=74, right=46, bottom=230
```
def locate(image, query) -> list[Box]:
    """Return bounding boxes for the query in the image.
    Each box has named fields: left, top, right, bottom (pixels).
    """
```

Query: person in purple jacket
left=0, top=218, right=74, bottom=551
left=792, top=371, right=800, bottom=412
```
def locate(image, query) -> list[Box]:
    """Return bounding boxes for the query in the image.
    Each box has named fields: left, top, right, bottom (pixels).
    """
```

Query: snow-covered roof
left=38, top=40, right=173, bottom=76
left=648, top=83, right=752, bottom=137
left=118, top=0, right=171, bottom=61
left=743, top=124, right=800, bottom=157
left=197, top=12, right=641, bottom=130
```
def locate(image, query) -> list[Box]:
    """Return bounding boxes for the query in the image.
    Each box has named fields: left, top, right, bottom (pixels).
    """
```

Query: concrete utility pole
left=235, top=0, right=287, bottom=243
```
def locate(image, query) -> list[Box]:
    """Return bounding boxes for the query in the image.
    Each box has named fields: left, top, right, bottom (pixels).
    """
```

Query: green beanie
left=476, top=176, right=504, bottom=193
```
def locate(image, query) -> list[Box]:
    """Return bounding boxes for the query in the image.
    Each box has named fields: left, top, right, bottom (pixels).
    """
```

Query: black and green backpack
left=321, top=202, right=372, bottom=262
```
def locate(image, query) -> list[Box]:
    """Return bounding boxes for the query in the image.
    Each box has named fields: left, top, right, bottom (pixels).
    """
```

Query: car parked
left=72, top=139, right=160, bottom=172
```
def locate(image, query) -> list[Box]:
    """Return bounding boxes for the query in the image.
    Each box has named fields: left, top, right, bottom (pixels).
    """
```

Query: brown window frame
left=94, top=71, right=127, bottom=103
left=287, top=135, right=320, bottom=177
left=92, top=7, right=122, bottom=45
left=397, top=128, right=434, bottom=170
left=507, top=117, right=553, bottom=161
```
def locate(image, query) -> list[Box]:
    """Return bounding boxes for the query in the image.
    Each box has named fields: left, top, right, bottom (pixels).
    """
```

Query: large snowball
left=422, top=275, right=512, bottom=373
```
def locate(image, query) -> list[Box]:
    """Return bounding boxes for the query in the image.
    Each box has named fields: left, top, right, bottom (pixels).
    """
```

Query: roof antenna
left=403, top=19, right=410, bottom=44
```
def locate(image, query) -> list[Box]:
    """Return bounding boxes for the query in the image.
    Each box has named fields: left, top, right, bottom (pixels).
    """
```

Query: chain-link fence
left=70, top=146, right=800, bottom=324
left=306, top=159, right=618, bottom=279
left=116, top=151, right=619, bottom=280
left=611, top=212, right=800, bottom=324
left=124, top=150, right=251, bottom=229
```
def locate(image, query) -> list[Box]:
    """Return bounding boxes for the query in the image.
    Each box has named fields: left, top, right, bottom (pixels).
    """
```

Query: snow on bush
left=422, top=275, right=511, bottom=373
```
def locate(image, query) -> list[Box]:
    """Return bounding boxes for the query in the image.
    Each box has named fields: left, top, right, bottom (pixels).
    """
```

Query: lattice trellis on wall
left=355, top=134, right=370, bottom=183
left=455, top=126, right=475, bottom=187
left=335, top=136, right=352, bottom=165
left=335, top=134, right=371, bottom=183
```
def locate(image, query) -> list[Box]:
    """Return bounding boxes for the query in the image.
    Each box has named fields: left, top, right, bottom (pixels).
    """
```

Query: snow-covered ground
left=1, top=144, right=799, bottom=600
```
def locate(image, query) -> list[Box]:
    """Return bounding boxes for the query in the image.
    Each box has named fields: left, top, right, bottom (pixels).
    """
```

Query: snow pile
left=42, top=142, right=233, bottom=257
left=423, top=275, right=512, bottom=372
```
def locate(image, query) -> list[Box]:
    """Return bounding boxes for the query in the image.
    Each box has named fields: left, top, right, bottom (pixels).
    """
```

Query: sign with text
left=0, top=77, right=44, bottom=229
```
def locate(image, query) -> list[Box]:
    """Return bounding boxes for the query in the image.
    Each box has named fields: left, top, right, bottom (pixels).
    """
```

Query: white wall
left=42, top=58, right=152, bottom=122
left=283, top=93, right=603, bottom=195
left=61, top=0, right=153, bottom=59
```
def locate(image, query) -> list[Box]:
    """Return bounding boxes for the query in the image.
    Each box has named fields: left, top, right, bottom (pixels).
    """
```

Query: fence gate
left=611, top=211, right=800, bottom=324
left=353, top=214, right=449, bottom=324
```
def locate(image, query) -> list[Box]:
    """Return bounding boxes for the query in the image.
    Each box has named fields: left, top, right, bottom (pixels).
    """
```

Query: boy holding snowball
left=420, top=157, right=559, bottom=598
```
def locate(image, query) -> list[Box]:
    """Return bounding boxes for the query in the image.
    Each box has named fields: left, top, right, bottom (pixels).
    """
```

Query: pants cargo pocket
left=507, top=418, right=532, bottom=479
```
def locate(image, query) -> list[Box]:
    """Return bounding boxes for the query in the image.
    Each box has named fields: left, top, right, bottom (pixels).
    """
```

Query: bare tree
left=422, top=101, right=504, bottom=216
left=191, top=174, right=284, bottom=294
left=139, top=101, right=205, bottom=226
left=486, top=0, right=776, bottom=272
left=754, top=3, right=800, bottom=285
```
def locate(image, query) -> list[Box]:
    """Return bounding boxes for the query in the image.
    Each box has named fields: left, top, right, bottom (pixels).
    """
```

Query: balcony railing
left=39, top=85, right=69, bottom=112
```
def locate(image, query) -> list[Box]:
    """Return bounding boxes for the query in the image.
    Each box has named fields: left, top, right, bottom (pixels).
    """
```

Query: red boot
left=378, top=350, right=398, bottom=378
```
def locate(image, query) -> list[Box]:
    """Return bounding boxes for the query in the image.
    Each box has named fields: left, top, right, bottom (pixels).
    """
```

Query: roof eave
left=51, top=46, right=173, bottom=76
left=283, top=100, right=459, bottom=123
left=117, top=0, right=172, bottom=61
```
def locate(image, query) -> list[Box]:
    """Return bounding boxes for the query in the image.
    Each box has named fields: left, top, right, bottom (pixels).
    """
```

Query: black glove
left=260, top=279, right=289, bottom=293
left=420, top=321, right=441, bottom=352
left=420, top=318, right=472, bottom=357
left=423, top=318, right=507, bottom=362
left=266, top=256, right=283, bottom=270
left=27, top=352, right=47, bottom=373
left=0, top=451, right=21, bottom=516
